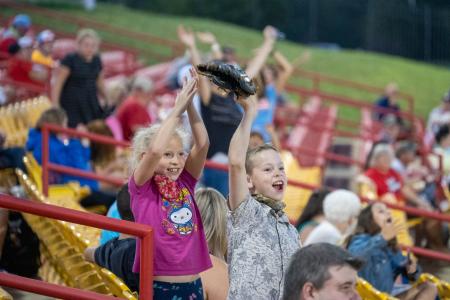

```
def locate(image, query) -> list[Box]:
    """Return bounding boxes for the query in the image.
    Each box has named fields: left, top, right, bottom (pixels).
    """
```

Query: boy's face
left=154, top=137, right=187, bottom=181
left=247, top=149, right=286, bottom=201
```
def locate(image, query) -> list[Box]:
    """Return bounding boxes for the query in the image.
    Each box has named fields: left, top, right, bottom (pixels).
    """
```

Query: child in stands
left=129, top=69, right=211, bottom=299
left=227, top=95, right=299, bottom=299
left=346, top=203, right=437, bottom=299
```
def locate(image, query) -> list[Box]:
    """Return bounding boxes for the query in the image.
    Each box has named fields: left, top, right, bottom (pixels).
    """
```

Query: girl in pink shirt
left=129, top=69, right=211, bottom=299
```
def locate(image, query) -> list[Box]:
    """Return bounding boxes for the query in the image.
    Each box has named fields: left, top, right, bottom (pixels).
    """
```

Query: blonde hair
left=129, top=124, right=191, bottom=172
left=245, top=143, right=279, bottom=174
left=195, top=188, right=228, bottom=260
left=76, top=28, right=100, bottom=44
left=36, top=107, right=67, bottom=129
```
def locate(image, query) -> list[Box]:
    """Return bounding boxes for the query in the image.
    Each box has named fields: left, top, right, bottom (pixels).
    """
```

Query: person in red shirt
left=116, top=76, right=154, bottom=141
left=0, top=14, right=31, bottom=58
left=364, top=143, right=446, bottom=250
left=7, top=36, right=48, bottom=89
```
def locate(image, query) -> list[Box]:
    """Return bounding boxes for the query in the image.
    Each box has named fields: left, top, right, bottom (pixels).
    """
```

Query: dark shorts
left=153, top=278, right=204, bottom=300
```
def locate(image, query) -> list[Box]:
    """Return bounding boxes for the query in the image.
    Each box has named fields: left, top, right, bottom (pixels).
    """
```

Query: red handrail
left=0, top=193, right=154, bottom=299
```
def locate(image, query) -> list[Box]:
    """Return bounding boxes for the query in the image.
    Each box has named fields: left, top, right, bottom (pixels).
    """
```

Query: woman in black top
left=52, top=28, right=108, bottom=128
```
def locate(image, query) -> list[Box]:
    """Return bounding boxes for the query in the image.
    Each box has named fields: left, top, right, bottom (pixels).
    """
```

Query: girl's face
left=247, top=149, right=287, bottom=201
left=440, top=134, right=450, bottom=149
left=154, top=136, right=187, bottom=181
left=78, top=36, right=99, bottom=61
left=371, top=202, right=392, bottom=229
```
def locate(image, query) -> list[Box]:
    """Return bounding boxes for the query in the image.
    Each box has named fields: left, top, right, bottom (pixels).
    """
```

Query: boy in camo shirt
left=227, top=95, right=300, bottom=300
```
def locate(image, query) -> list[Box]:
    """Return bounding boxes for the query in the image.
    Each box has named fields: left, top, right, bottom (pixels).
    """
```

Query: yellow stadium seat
left=0, top=288, right=12, bottom=300
left=415, top=273, right=450, bottom=299
left=356, top=278, right=399, bottom=300
left=99, top=268, right=138, bottom=300
left=281, top=151, right=322, bottom=221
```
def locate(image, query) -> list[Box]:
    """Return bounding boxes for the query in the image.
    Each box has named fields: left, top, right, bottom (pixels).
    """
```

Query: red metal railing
left=0, top=193, right=153, bottom=299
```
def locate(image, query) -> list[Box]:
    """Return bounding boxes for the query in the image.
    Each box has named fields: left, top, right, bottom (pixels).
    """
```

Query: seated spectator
left=366, top=143, right=444, bottom=250
left=425, top=90, right=450, bottom=146
left=346, top=203, right=437, bottom=299
left=196, top=188, right=229, bottom=300
left=304, top=190, right=361, bottom=246
left=365, top=143, right=432, bottom=209
left=84, top=183, right=139, bottom=292
left=282, top=243, right=363, bottom=300
left=31, top=29, right=57, bottom=68
left=393, top=141, right=436, bottom=208
left=116, top=76, right=154, bottom=141
left=7, top=36, right=49, bottom=88
left=377, top=114, right=401, bottom=144
left=296, top=188, right=331, bottom=245
left=25, top=107, right=115, bottom=209
left=0, top=14, right=31, bottom=57
left=432, top=125, right=450, bottom=179
left=373, top=82, right=401, bottom=122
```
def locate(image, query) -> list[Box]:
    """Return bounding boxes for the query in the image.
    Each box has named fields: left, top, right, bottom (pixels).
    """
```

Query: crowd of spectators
left=0, top=12, right=449, bottom=300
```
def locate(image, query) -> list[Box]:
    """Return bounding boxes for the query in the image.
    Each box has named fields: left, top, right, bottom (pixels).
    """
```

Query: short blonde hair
left=76, top=28, right=100, bottom=44
left=129, top=124, right=191, bottom=172
left=245, top=144, right=279, bottom=174
left=195, top=187, right=228, bottom=260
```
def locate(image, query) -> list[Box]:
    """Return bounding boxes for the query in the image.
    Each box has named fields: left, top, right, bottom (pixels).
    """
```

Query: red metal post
left=42, top=124, right=49, bottom=197
left=48, top=163, right=125, bottom=186
left=140, top=231, right=154, bottom=300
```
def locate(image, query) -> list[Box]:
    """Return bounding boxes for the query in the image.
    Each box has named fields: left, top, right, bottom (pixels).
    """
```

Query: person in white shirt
left=426, top=91, right=450, bottom=147
left=305, top=190, right=361, bottom=246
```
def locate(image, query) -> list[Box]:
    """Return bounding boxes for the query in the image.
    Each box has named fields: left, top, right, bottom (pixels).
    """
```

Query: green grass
left=3, top=2, right=450, bottom=119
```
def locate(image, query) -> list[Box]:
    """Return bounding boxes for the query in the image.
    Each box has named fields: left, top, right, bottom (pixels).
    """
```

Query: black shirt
left=201, top=92, right=243, bottom=158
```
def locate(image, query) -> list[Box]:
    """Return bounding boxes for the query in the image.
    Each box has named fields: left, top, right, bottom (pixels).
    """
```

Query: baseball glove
left=196, top=61, right=256, bottom=98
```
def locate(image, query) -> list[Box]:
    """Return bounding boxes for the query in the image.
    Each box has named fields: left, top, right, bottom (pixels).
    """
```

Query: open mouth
left=272, top=180, right=284, bottom=191
left=167, top=168, right=180, bottom=174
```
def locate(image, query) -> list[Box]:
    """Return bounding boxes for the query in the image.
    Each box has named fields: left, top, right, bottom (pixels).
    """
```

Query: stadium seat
left=0, top=288, right=12, bottom=300
left=281, top=151, right=322, bottom=221
left=16, top=169, right=134, bottom=297
left=356, top=278, right=399, bottom=300
left=415, top=273, right=450, bottom=299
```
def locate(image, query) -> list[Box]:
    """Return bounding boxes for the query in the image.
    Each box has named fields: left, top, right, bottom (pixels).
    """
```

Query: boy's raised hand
left=174, top=68, right=198, bottom=114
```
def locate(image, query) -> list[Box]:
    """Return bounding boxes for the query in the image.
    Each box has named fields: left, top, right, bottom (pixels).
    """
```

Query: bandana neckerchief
left=252, top=194, right=286, bottom=214
left=154, top=174, right=182, bottom=201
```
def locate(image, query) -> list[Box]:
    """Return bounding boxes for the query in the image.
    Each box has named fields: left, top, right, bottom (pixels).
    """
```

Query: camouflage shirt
left=227, top=195, right=300, bottom=300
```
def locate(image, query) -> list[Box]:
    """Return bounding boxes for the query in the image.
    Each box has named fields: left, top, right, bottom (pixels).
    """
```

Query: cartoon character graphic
left=168, top=203, right=194, bottom=235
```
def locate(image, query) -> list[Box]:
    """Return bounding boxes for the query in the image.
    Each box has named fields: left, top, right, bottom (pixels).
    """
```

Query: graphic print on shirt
left=386, top=177, right=401, bottom=193
left=161, top=187, right=196, bottom=235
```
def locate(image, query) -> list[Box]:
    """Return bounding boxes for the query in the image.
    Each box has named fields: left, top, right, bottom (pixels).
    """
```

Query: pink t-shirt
left=129, top=169, right=212, bottom=275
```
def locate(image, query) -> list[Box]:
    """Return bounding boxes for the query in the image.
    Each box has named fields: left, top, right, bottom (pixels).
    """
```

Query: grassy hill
left=3, top=1, right=450, bottom=118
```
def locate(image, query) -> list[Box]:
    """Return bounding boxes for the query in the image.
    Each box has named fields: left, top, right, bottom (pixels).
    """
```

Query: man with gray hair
left=304, top=189, right=361, bottom=246
left=282, top=243, right=362, bottom=300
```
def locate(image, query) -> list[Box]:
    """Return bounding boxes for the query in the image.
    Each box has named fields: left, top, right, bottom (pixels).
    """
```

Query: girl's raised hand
left=236, top=94, right=258, bottom=117
left=174, top=68, right=198, bottom=113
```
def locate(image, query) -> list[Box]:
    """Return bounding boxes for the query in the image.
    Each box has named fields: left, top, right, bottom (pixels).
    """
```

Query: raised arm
left=228, top=95, right=258, bottom=211
left=178, top=25, right=212, bottom=105
left=133, top=77, right=198, bottom=186
left=196, top=31, right=223, bottom=60
left=245, top=26, right=276, bottom=79
left=185, top=69, right=210, bottom=179
left=272, top=50, right=294, bottom=93
left=51, top=65, right=70, bottom=104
